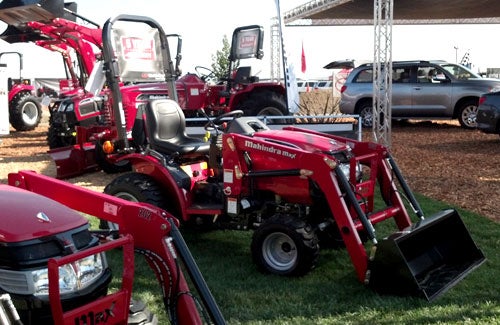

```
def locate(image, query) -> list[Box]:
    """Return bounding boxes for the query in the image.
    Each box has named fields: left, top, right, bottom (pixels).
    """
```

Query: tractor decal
left=244, top=140, right=297, bottom=159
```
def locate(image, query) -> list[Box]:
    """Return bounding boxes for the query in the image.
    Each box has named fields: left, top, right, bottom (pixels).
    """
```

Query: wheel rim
left=22, top=101, right=39, bottom=125
left=261, top=232, right=297, bottom=271
left=359, top=107, right=373, bottom=128
left=461, top=105, right=478, bottom=128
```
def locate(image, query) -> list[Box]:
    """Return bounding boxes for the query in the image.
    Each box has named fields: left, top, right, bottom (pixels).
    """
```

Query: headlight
left=31, top=253, right=106, bottom=296
left=338, top=162, right=363, bottom=182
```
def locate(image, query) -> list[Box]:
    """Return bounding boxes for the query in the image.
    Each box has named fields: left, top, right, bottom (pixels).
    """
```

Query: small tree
left=211, top=35, right=239, bottom=80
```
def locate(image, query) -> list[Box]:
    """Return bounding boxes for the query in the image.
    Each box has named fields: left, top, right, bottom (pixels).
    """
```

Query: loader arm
left=8, top=170, right=225, bottom=324
left=27, top=18, right=101, bottom=77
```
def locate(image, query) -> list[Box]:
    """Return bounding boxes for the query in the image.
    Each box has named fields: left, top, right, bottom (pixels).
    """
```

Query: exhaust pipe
left=367, top=209, right=485, bottom=301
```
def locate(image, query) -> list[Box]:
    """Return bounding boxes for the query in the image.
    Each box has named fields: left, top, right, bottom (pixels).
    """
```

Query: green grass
left=103, top=195, right=499, bottom=324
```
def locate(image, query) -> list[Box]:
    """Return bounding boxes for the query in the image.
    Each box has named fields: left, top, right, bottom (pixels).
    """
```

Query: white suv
left=339, top=60, right=500, bottom=128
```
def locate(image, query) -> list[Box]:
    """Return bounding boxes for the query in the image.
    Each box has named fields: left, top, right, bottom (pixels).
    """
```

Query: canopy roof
left=284, top=0, right=500, bottom=25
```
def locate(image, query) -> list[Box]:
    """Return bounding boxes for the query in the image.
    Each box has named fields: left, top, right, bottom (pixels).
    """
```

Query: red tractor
left=0, top=51, right=42, bottom=131
left=5, top=170, right=225, bottom=325
left=175, top=25, right=288, bottom=118
left=89, top=15, right=485, bottom=301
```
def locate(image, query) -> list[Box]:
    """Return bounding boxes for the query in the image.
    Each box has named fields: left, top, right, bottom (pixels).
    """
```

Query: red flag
left=301, top=42, right=306, bottom=73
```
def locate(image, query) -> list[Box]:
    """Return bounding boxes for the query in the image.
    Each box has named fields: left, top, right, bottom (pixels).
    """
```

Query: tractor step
left=186, top=203, right=224, bottom=215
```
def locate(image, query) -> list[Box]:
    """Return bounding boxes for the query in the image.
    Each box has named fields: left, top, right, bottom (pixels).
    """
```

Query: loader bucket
left=48, top=144, right=98, bottom=179
left=0, top=0, right=77, bottom=43
left=367, top=209, right=485, bottom=301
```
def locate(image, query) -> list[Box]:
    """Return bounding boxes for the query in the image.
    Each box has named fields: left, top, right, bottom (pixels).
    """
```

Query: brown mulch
left=1, top=115, right=498, bottom=223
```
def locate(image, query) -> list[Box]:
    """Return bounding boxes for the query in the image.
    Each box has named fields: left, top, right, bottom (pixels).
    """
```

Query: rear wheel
left=251, top=214, right=319, bottom=276
left=458, top=99, right=478, bottom=129
left=357, top=101, right=374, bottom=128
left=9, top=94, right=42, bottom=131
left=236, top=90, right=288, bottom=119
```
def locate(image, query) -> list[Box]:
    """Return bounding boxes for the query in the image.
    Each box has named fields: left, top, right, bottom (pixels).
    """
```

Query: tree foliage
left=211, top=35, right=239, bottom=80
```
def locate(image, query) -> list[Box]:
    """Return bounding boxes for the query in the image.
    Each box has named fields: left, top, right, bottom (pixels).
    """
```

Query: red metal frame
left=8, top=170, right=204, bottom=325
left=49, top=235, right=134, bottom=325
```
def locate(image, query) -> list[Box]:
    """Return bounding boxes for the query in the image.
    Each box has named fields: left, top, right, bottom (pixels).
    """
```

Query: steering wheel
left=195, top=66, right=216, bottom=82
left=205, top=110, right=244, bottom=132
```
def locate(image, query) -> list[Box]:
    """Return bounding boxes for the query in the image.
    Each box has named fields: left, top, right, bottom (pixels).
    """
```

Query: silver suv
left=339, top=60, right=500, bottom=128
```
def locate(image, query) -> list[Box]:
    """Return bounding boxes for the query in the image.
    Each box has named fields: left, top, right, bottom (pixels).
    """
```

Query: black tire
left=9, top=93, right=42, bottom=131
left=100, top=173, right=166, bottom=229
left=237, top=90, right=288, bottom=118
left=128, top=299, right=158, bottom=325
left=457, top=99, right=478, bottom=129
left=47, top=122, right=75, bottom=149
left=95, top=140, right=131, bottom=174
left=251, top=214, right=319, bottom=276
left=356, top=101, right=374, bottom=128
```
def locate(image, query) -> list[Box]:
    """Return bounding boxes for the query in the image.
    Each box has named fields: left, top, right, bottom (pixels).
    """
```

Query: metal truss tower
left=270, top=17, right=282, bottom=83
left=373, top=0, right=393, bottom=147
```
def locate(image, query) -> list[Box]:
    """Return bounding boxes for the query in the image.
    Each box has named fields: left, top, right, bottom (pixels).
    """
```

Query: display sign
left=0, top=63, right=9, bottom=136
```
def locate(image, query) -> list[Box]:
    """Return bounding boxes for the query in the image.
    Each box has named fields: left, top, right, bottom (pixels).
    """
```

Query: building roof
left=284, top=0, right=500, bottom=25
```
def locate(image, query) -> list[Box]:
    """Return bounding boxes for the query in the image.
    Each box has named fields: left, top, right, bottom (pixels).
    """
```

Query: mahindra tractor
left=175, top=25, right=288, bottom=119
left=0, top=51, right=42, bottom=131
left=75, top=11, right=487, bottom=302
left=4, top=170, right=225, bottom=325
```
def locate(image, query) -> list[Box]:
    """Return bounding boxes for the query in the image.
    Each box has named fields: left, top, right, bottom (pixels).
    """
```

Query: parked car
left=297, top=80, right=318, bottom=92
left=316, top=80, right=333, bottom=90
left=476, top=91, right=500, bottom=136
left=339, top=60, right=500, bottom=128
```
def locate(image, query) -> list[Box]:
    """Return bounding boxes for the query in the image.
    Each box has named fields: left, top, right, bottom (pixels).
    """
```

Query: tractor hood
left=252, top=129, right=351, bottom=154
left=0, top=185, right=88, bottom=243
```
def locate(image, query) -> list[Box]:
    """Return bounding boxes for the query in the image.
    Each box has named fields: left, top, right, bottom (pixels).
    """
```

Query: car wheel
left=458, top=99, right=478, bottom=129
left=357, top=102, right=374, bottom=128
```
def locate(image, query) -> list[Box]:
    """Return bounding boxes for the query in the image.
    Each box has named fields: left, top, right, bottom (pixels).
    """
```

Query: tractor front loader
left=102, top=100, right=485, bottom=301
left=6, top=170, right=225, bottom=325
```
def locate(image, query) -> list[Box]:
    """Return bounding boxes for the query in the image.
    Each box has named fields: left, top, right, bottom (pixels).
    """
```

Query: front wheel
left=251, top=214, right=319, bottom=276
left=458, top=99, right=478, bottom=129
left=101, top=173, right=167, bottom=230
left=128, top=299, right=158, bottom=325
left=9, top=94, right=42, bottom=131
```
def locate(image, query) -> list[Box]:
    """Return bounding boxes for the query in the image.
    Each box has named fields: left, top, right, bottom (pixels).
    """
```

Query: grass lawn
left=106, top=195, right=499, bottom=324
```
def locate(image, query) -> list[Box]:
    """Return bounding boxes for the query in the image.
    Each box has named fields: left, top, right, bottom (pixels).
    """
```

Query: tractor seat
left=145, top=99, right=210, bottom=159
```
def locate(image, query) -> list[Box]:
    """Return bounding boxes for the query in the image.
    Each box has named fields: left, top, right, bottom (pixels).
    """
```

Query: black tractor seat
left=143, top=99, right=210, bottom=159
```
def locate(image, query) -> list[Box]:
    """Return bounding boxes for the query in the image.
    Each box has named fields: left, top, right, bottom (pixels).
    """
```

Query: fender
left=8, top=85, right=34, bottom=101
left=119, top=153, right=190, bottom=222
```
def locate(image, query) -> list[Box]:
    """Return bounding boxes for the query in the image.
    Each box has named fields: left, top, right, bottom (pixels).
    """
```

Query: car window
left=354, top=69, right=373, bottom=83
left=393, top=67, right=411, bottom=83
left=439, top=63, right=480, bottom=80
left=417, top=66, right=437, bottom=83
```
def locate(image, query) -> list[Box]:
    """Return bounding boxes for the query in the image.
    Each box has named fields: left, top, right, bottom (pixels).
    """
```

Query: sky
left=1, top=0, right=500, bottom=80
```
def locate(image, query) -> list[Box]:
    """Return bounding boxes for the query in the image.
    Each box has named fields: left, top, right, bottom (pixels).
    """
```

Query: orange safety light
left=102, top=140, right=114, bottom=154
